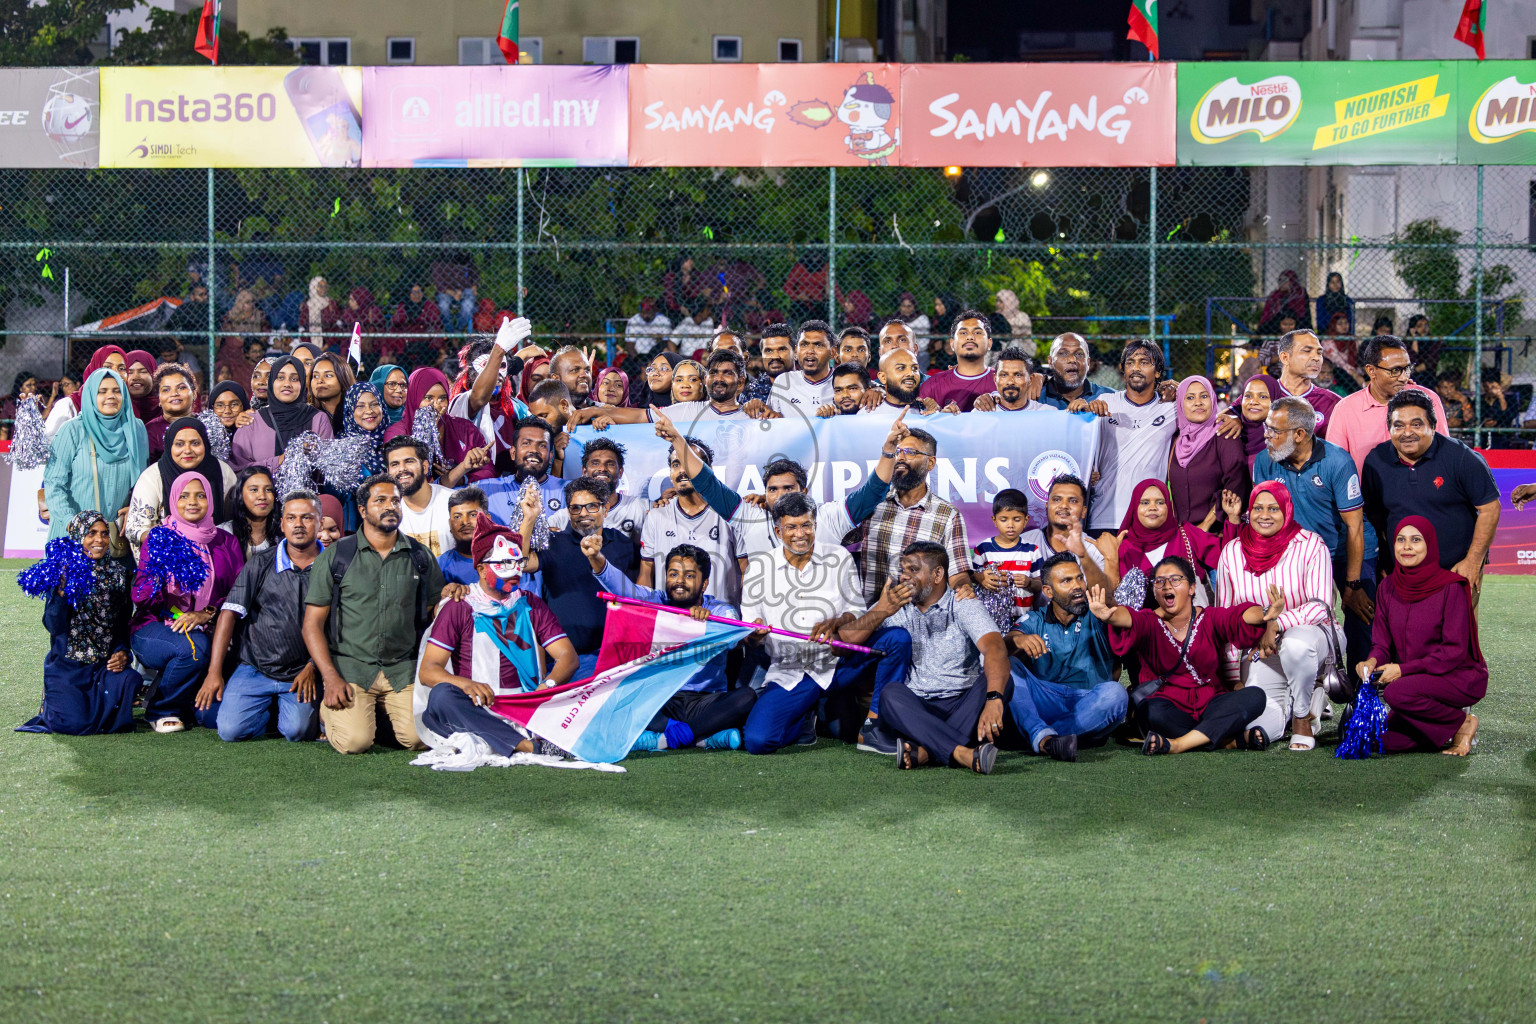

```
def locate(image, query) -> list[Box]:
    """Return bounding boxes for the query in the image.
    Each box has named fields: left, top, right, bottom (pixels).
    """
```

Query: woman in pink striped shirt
left=1215, top=481, right=1344, bottom=750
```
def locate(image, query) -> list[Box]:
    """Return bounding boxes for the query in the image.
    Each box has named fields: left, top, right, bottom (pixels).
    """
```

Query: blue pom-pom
left=141, top=526, right=210, bottom=595
left=1335, top=680, right=1390, bottom=759
left=17, top=537, right=98, bottom=607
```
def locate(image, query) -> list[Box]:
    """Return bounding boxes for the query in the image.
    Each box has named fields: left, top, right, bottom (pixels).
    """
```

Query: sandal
left=970, top=741, right=998, bottom=775
left=151, top=717, right=185, bottom=734
left=1241, top=727, right=1270, bottom=751
left=897, top=741, right=924, bottom=770
left=1140, top=732, right=1170, bottom=756
left=1289, top=733, right=1317, bottom=751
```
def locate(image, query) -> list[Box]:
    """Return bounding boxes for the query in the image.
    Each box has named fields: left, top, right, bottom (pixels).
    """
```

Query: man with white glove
left=469, top=315, right=545, bottom=475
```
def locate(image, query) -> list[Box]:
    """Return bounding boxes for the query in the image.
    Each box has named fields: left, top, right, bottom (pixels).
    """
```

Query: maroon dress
left=1167, top=433, right=1250, bottom=527
left=1111, top=605, right=1264, bottom=718
left=1368, top=577, right=1486, bottom=752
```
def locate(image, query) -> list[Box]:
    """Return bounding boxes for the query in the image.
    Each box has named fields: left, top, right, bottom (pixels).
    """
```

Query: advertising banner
left=362, top=65, right=627, bottom=167
left=4, top=465, right=48, bottom=559
left=0, top=68, right=99, bottom=168
left=565, top=409, right=1100, bottom=542
left=1457, top=61, right=1536, bottom=165
left=898, top=62, right=1175, bottom=167
left=1178, top=61, right=1456, bottom=165
left=628, top=63, right=902, bottom=166
left=99, top=66, right=363, bottom=168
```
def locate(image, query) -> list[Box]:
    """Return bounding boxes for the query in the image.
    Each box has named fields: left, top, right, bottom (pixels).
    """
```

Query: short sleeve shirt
left=427, top=594, right=567, bottom=692
left=1361, top=434, right=1499, bottom=571
left=918, top=367, right=997, bottom=412
left=1088, top=391, right=1179, bottom=530
left=885, top=589, right=999, bottom=699
left=642, top=499, right=741, bottom=605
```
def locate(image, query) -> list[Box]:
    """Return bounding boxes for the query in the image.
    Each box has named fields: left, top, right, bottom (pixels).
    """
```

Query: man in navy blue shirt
left=1003, top=553, right=1127, bottom=762
left=516, top=475, right=639, bottom=679
left=1362, top=390, right=1500, bottom=597
left=437, top=486, right=487, bottom=586
left=1253, top=395, right=1377, bottom=670
left=1034, top=333, right=1115, bottom=410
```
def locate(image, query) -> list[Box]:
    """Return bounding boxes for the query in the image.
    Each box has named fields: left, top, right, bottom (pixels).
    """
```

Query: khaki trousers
left=321, top=672, right=425, bottom=754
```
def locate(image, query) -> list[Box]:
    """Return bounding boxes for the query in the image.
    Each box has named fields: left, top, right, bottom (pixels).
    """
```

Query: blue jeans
left=1005, top=663, right=1127, bottom=752
left=1332, top=552, right=1377, bottom=672
left=437, top=287, right=476, bottom=332
left=576, top=651, right=600, bottom=681
left=216, top=663, right=320, bottom=743
left=742, top=627, right=911, bottom=754
left=132, top=622, right=217, bottom=728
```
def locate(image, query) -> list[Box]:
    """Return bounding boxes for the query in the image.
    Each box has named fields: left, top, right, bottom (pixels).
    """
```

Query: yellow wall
left=826, top=0, right=878, bottom=52
left=239, top=0, right=826, bottom=65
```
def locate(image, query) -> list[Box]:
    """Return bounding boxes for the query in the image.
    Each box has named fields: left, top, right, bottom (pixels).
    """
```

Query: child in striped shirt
left=973, top=488, right=1045, bottom=632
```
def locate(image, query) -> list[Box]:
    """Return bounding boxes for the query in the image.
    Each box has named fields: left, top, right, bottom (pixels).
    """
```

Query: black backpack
left=326, top=534, right=437, bottom=648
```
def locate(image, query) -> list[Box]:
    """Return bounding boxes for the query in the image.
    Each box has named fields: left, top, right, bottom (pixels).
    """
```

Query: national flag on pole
left=497, top=0, right=521, bottom=63
left=1454, top=0, right=1486, bottom=60
left=488, top=602, right=752, bottom=763
left=193, top=0, right=221, bottom=64
left=1127, top=0, right=1159, bottom=60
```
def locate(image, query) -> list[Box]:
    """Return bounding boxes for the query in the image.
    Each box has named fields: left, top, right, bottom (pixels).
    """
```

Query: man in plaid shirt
left=855, top=426, right=977, bottom=756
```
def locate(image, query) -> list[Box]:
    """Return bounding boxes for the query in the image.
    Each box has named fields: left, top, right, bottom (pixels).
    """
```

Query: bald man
left=858, top=348, right=944, bottom=422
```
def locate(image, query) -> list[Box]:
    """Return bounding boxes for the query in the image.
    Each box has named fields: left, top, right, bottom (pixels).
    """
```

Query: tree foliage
left=0, top=0, right=133, bottom=66
left=105, top=7, right=301, bottom=66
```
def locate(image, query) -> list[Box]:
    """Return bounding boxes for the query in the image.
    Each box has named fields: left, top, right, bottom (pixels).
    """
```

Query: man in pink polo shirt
left=1326, top=334, right=1448, bottom=474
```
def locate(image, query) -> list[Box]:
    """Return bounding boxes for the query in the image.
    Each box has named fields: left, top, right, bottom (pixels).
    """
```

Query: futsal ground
left=1, top=562, right=1531, bottom=1023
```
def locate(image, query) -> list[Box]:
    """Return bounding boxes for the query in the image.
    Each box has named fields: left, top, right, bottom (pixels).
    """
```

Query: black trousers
left=646, top=687, right=758, bottom=738
left=879, top=677, right=988, bottom=767
left=1134, top=688, right=1266, bottom=750
left=422, top=683, right=530, bottom=757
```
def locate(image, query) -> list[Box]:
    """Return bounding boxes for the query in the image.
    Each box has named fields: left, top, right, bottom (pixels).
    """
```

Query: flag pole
left=598, top=592, right=881, bottom=656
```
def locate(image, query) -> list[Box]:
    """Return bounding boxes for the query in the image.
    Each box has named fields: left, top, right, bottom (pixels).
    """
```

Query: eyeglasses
left=893, top=446, right=932, bottom=459
left=1368, top=363, right=1412, bottom=379
left=1151, top=576, right=1190, bottom=591
left=383, top=381, right=408, bottom=391
left=567, top=501, right=604, bottom=515
left=1261, top=425, right=1298, bottom=437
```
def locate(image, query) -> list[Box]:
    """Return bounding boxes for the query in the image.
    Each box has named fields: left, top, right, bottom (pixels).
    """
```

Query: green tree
left=1392, top=218, right=1517, bottom=347
left=106, top=6, right=301, bottom=66
left=0, top=0, right=134, bottom=66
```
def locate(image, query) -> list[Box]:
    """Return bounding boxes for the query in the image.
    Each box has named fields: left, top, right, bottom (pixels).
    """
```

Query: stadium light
left=943, top=165, right=963, bottom=178
left=1030, top=170, right=1050, bottom=189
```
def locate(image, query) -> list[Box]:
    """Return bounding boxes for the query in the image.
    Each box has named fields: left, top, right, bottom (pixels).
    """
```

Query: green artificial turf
left=0, top=560, right=1532, bottom=1023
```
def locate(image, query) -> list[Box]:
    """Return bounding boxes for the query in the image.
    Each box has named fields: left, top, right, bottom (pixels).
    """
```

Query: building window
left=520, top=37, right=543, bottom=63
left=778, top=38, right=802, bottom=61
left=583, top=36, right=640, bottom=63
left=458, top=37, right=497, bottom=64
left=294, top=38, right=351, bottom=65
left=387, top=37, right=415, bottom=63
left=1228, top=0, right=1254, bottom=25
left=714, top=36, right=742, bottom=61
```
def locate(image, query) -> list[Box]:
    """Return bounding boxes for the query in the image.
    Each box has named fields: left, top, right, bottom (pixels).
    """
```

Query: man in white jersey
left=546, top=436, right=650, bottom=545
left=1087, top=340, right=1179, bottom=534
left=757, top=320, right=837, bottom=415
left=638, top=433, right=742, bottom=605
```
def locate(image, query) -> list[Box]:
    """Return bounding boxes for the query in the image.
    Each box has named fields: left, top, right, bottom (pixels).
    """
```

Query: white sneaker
left=151, top=717, right=185, bottom=734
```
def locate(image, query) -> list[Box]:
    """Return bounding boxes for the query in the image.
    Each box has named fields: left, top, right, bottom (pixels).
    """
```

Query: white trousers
left=1240, top=622, right=1343, bottom=742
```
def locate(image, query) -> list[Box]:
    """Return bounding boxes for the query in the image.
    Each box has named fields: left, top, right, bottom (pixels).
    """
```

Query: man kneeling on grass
left=584, top=538, right=757, bottom=752
left=837, top=542, right=1009, bottom=774
left=414, top=516, right=578, bottom=756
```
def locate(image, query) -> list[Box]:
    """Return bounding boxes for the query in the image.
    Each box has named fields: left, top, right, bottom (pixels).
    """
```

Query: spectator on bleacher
left=221, top=289, right=267, bottom=345
left=931, top=293, right=960, bottom=339
left=839, top=290, right=875, bottom=333
left=256, top=269, right=304, bottom=332
left=991, top=289, right=1031, bottom=343
left=1321, top=311, right=1363, bottom=388
left=625, top=299, right=673, bottom=357
left=1437, top=372, right=1475, bottom=431
left=662, top=254, right=711, bottom=322
left=1480, top=370, right=1519, bottom=443
left=894, top=291, right=931, bottom=340
left=1405, top=314, right=1441, bottom=387
left=430, top=253, right=478, bottom=333
left=1371, top=315, right=1394, bottom=337
left=1315, top=272, right=1355, bottom=336
left=345, top=287, right=386, bottom=348
left=670, top=297, right=715, bottom=356
left=388, top=284, right=443, bottom=368
left=783, top=253, right=829, bottom=323
left=300, top=276, right=345, bottom=347
left=1259, top=270, right=1310, bottom=335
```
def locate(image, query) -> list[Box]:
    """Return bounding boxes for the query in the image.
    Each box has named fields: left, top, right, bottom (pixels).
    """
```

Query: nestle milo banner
left=1178, top=61, right=1457, bottom=165
left=1458, top=61, right=1536, bottom=164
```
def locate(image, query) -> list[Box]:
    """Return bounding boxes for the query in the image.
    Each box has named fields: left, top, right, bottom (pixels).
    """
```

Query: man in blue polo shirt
left=1002, top=552, right=1127, bottom=763
left=1254, top=395, right=1376, bottom=670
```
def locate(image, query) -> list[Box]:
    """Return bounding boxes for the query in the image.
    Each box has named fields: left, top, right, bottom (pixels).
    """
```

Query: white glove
left=495, top=315, right=533, bottom=353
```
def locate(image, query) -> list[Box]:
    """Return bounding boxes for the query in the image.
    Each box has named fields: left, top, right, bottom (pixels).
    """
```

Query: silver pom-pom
left=273, top=431, right=322, bottom=499
left=314, top=434, right=379, bottom=491
left=517, top=478, right=551, bottom=550
left=198, top=409, right=232, bottom=463
left=5, top=395, right=51, bottom=469
left=411, top=404, right=445, bottom=470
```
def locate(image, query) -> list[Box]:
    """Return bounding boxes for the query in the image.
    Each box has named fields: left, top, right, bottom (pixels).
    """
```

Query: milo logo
left=1469, top=75, right=1536, bottom=143
left=1190, top=75, right=1302, bottom=144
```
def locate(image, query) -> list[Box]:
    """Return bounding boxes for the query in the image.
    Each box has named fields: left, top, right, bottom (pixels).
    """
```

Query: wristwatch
left=1343, top=579, right=1365, bottom=591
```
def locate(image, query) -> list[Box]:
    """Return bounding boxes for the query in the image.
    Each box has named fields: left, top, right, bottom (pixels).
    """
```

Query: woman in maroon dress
left=1089, top=555, right=1284, bottom=754
left=1359, top=516, right=1484, bottom=755
left=1167, top=375, right=1249, bottom=528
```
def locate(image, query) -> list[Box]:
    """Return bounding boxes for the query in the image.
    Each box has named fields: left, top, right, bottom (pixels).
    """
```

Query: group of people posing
left=19, top=307, right=1498, bottom=770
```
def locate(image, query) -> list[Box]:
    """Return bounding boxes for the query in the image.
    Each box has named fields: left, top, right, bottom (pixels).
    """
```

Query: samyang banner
left=561, top=408, right=1102, bottom=543
left=1458, top=61, right=1536, bottom=165
left=1178, top=60, right=1457, bottom=165
left=0, top=68, right=99, bottom=168
left=362, top=65, right=627, bottom=167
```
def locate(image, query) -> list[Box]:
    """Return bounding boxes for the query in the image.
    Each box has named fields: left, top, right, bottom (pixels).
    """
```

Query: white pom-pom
left=5, top=395, right=51, bottom=470
left=198, top=409, right=232, bottom=463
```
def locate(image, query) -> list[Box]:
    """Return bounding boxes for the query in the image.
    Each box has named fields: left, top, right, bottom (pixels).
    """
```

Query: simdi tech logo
left=1190, top=74, right=1302, bottom=144
left=1469, top=75, right=1536, bottom=143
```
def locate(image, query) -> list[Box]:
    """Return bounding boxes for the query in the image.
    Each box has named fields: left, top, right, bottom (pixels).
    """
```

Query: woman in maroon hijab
left=1359, top=516, right=1485, bottom=755
left=381, top=367, right=495, bottom=485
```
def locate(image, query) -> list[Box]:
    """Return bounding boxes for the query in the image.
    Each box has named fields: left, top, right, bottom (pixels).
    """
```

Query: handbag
left=87, top=437, right=130, bottom=560
left=1127, top=612, right=1198, bottom=714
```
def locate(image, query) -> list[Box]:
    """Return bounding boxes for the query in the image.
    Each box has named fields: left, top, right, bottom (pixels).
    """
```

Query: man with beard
left=574, top=350, right=767, bottom=427
left=513, top=476, right=639, bottom=679
left=918, top=311, right=996, bottom=412
left=751, top=319, right=836, bottom=415
left=414, top=516, right=578, bottom=758
left=837, top=326, right=872, bottom=369
left=384, top=436, right=454, bottom=558
left=482, top=416, right=568, bottom=535
left=638, top=433, right=742, bottom=604
left=547, top=437, right=650, bottom=545
left=145, top=363, right=198, bottom=463
left=971, top=345, right=1050, bottom=413
left=861, top=427, right=974, bottom=603
left=836, top=542, right=1008, bottom=773
left=1087, top=340, right=1179, bottom=534
left=739, top=323, right=795, bottom=404
left=857, top=348, right=944, bottom=422
left=549, top=344, right=594, bottom=409
left=1002, top=552, right=1128, bottom=762
left=303, top=473, right=446, bottom=755
left=1036, top=334, right=1114, bottom=411
left=816, top=363, right=872, bottom=416
left=437, top=486, right=489, bottom=586
left=1020, top=475, right=1111, bottom=599
left=583, top=539, right=757, bottom=752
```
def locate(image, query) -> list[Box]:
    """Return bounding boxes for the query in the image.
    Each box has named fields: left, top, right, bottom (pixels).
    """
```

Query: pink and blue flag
left=489, top=601, right=751, bottom=763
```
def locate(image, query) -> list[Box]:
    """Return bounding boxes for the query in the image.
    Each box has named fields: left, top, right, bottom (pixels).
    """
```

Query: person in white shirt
left=546, top=436, right=651, bottom=545
left=1087, top=340, right=1179, bottom=533
left=972, top=345, right=1051, bottom=413
left=639, top=434, right=741, bottom=605
left=384, top=436, right=453, bottom=558
left=757, top=319, right=836, bottom=416
left=669, top=298, right=715, bottom=355
left=624, top=299, right=672, bottom=357
left=738, top=492, right=913, bottom=754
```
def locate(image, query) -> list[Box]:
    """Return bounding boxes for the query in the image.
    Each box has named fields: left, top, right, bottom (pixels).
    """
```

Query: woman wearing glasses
left=1087, top=557, right=1284, bottom=755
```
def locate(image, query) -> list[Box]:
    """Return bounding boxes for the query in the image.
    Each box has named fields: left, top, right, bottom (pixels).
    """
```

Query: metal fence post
left=1148, top=166, right=1158, bottom=344
left=516, top=169, right=525, bottom=317
left=206, top=167, right=216, bottom=376
left=827, top=166, right=838, bottom=326
left=1473, top=164, right=1484, bottom=449
left=63, top=266, right=70, bottom=373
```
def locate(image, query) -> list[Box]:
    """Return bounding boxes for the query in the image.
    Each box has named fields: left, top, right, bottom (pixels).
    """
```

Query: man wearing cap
left=415, top=516, right=579, bottom=756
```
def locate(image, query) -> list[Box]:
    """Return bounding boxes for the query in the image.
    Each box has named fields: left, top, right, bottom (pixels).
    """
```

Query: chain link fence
left=2, top=162, right=1531, bottom=442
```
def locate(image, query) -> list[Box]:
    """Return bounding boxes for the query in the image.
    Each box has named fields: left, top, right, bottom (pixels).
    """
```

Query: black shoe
left=856, top=717, right=900, bottom=755
left=1042, top=734, right=1078, bottom=762
left=795, top=711, right=818, bottom=746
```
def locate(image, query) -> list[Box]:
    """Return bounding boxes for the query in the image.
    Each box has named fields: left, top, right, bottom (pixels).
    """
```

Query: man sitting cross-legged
left=1003, top=552, right=1129, bottom=763
left=584, top=537, right=758, bottom=752
left=414, top=516, right=579, bottom=756
left=837, top=541, right=1009, bottom=773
